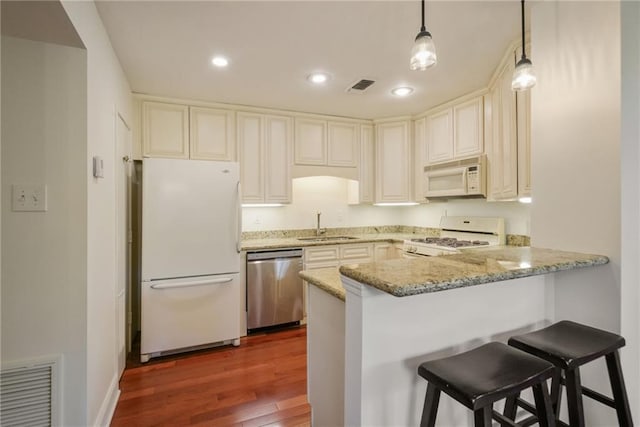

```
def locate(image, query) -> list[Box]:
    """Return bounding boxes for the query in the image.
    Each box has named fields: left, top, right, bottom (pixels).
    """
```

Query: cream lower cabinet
left=141, top=100, right=235, bottom=161
left=237, top=112, right=292, bottom=204
left=375, top=119, right=413, bottom=203
left=303, top=243, right=374, bottom=271
left=374, top=242, right=402, bottom=261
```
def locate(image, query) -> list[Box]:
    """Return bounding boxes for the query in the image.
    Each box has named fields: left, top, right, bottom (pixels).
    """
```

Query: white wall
left=531, top=2, right=627, bottom=424
left=60, top=1, right=132, bottom=425
left=242, top=176, right=530, bottom=234
left=1, top=36, right=88, bottom=426
left=402, top=200, right=530, bottom=235
left=621, top=0, right=640, bottom=416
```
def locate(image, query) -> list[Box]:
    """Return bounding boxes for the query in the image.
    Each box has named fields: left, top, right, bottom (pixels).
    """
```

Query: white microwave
left=423, top=155, right=487, bottom=199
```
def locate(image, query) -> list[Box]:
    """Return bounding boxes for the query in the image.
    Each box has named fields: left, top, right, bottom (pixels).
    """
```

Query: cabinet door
left=516, top=43, right=532, bottom=198
left=426, top=109, right=453, bottom=164
left=265, top=115, right=292, bottom=203
left=413, top=118, right=428, bottom=202
left=374, top=243, right=391, bottom=261
left=328, top=121, right=358, bottom=167
left=237, top=112, right=264, bottom=203
left=339, top=244, right=373, bottom=262
left=487, top=89, right=503, bottom=199
left=190, top=107, right=235, bottom=161
left=498, top=60, right=518, bottom=199
left=295, top=118, right=327, bottom=165
left=304, top=246, right=340, bottom=265
left=453, top=97, right=483, bottom=158
left=142, top=101, right=189, bottom=159
left=375, top=121, right=412, bottom=203
left=359, top=125, right=375, bottom=204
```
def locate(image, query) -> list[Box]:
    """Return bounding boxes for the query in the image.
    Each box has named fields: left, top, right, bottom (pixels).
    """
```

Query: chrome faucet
left=316, top=211, right=326, bottom=236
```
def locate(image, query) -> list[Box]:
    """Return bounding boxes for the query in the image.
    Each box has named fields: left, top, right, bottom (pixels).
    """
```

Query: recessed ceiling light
left=391, top=87, right=414, bottom=97
left=307, top=73, right=330, bottom=84
left=211, top=56, right=229, bottom=68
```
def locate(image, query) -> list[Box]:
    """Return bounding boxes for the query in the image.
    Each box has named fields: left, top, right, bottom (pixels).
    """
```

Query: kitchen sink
left=298, top=236, right=358, bottom=242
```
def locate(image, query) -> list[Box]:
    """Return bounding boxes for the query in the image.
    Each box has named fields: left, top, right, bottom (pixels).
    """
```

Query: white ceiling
left=95, top=1, right=523, bottom=120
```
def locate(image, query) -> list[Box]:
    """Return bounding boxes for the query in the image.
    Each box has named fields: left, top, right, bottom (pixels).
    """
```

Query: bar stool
left=417, top=342, right=556, bottom=427
left=507, top=320, right=633, bottom=427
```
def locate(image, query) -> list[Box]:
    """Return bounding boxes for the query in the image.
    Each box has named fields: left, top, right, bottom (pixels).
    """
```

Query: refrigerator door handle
left=150, top=277, right=233, bottom=290
left=236, top=181, right=242, bottom=253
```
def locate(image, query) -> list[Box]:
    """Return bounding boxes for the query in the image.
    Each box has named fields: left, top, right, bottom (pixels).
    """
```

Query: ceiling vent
left=346, top=79, right=375, bottom=94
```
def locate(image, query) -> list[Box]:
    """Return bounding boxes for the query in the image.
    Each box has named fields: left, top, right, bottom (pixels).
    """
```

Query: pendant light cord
left=520, top=0, right=527, bottom=60
left=421, top=0, right=426, bottom=32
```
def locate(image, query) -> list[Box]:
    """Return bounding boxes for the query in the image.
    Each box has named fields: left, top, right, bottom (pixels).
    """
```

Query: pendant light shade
left=410, top=0, right=437, bottom=71
left=512, top=0, right=536, bottom=91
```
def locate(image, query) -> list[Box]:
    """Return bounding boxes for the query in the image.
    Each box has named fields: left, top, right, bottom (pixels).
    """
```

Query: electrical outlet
left=12, top=184, right=47, bottom=212
left=254, top=215, right=261, bottom=225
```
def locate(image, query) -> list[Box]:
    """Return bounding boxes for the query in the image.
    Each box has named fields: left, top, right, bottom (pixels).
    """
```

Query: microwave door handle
left=426, top=166, right=468, bottom=178
left=462, top=168, right=468, bottom=192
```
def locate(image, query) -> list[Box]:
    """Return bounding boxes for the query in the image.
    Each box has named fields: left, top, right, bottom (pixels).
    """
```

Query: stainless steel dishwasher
left=246, top=249, right=303, bottom=331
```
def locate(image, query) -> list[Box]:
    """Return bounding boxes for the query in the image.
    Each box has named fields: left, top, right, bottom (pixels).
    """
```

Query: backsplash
left=241, top=226, right=531, bottom=246
left=241, top=225, right=440, bottom=240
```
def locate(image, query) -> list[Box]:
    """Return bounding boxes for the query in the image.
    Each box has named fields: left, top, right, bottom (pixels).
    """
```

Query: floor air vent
left=347, top=79, right=375, bottom=93
left=1, top=358, right=59, bottom=427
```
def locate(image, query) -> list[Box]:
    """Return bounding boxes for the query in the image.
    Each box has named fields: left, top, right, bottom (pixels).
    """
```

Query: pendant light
left=511, top=0, right=536, bottom=91
left=409, top=0, right=437, bottom=71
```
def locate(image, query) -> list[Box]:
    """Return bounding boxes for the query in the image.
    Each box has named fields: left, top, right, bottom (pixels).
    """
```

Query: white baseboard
left=93, top=375, right=121, bottom=427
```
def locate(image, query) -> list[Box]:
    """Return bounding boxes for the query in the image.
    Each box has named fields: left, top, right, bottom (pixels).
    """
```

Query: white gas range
left=403, top=216, right=506, bottom=257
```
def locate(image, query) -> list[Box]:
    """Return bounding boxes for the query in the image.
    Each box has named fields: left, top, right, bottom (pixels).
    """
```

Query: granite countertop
left=339, top=246, right=609, bottom=297
left=300, top=268, right=346, bottom=301
left=241, top=233, right=420, bottom=251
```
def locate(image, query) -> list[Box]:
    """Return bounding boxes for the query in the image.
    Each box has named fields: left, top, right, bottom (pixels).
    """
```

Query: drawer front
left=304, top=246, right=339, bottom=264
left=340, top=244, right=373, bottom=261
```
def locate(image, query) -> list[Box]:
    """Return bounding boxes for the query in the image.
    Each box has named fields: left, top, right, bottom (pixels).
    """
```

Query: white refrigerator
left=140, top=158, right=241, bottom=363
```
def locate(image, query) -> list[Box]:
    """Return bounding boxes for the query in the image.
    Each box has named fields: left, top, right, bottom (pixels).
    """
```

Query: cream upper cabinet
left=413, top=117, right=428, bottom=203
left=142, top=101, right=189, bottom=159
left=516, top=43, right=532, bottom=198
left=295, top=118, right=359, bottom=167
left=487, top=56, right=518, bottom=200
left=375, top=120, right=412, bottom=203
left=294, top=118, right=327, bottom=165
left=359, top=124, right=375, bottom=204
left=328, top=122, right=358, bottom=167
left=453, top=97, right=484, bottom=158
left=141, top=101, right=235, bottom=161
left=426, top=96, right=484, bottom=165
left=189, top=107, right=235, bottom=161
left=264, top=116, right=292, bottom=202
left=426, top=109, right=453, bottom=163
left=237, top=112, right=292, bottom=204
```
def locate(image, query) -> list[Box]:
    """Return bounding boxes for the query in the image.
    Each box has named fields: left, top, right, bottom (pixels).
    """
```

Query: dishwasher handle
left=150, top=277, right=233, bottom=290
left=247, top=249, right=303, bottom=261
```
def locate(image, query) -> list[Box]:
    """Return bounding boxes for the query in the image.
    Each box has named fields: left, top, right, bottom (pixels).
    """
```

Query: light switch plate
left=12, top=184, right=48, bottom=212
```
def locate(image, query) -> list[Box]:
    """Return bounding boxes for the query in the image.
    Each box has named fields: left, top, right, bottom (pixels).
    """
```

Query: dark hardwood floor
left=111, top=326, right=311, bottom=426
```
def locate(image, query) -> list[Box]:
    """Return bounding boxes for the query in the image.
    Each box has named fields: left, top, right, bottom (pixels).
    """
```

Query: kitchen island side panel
left=342, top=274, right=549, bottom=426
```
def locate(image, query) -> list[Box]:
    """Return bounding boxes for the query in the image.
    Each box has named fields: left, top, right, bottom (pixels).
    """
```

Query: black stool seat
left=507, top=320, right=633, bottom=427
left=418, top=342, right=556, bottom=426
left=508, top=320, right=625, bottom=370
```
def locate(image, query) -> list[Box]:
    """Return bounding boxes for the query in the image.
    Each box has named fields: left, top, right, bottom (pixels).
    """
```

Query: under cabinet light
left=241, top=203, right=284, bottom=208
left=374, top=202, right=419, bottom=207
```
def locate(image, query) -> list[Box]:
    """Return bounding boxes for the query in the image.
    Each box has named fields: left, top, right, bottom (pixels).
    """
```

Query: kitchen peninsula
left=301, top=246, right=609, bottom=426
